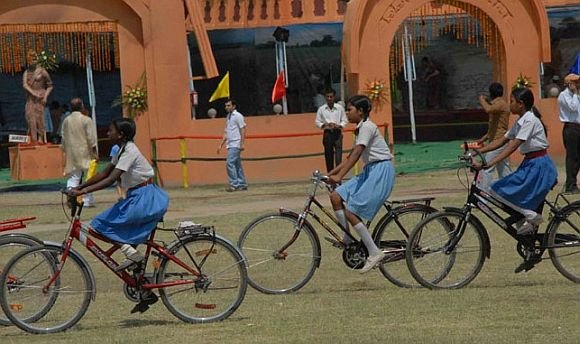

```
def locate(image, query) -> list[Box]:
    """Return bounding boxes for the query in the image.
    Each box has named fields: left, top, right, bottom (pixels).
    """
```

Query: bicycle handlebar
left=458, top=141, right=487, bottom=170
left=311, top=170, right=335, bottom=192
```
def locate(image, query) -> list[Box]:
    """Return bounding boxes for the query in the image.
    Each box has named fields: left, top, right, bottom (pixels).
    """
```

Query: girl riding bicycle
left=68, top=118, right=169, bottom=270
left=328, top=95, right=396, bottom=273
left=475, top=86, right=558, bottom=235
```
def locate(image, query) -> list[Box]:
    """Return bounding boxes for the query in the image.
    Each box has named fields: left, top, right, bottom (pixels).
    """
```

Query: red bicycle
left=0, top=192, right=248, bottom=334
left=0, top=216, right=42, bottom=326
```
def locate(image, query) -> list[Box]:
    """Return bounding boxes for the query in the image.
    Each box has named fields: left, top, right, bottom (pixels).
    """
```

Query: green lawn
left=1, top=165, right=579, bottom=343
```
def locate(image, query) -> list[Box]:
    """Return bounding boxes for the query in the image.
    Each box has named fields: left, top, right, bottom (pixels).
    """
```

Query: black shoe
left=514, top=255, right=542, bottom=274
left=236, top=186, right=248, bottom=191
left=115, top=251, right=145, bottom=272
left=130, top=291, right=158, bottom=314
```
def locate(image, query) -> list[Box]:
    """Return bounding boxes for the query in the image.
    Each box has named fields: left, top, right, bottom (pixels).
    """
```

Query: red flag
left=271, top=70, right=286, bottom=103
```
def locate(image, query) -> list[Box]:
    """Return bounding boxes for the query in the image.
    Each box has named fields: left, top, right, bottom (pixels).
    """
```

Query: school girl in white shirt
left=327, top=95, right=396, bottom=273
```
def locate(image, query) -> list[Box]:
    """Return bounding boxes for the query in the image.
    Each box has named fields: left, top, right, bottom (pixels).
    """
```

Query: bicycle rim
left=548, top=203, right=580, bottom=283
left=157, top=236, right=247, bottom=323
left=0, top=236, right=42, bottom=326
left=375, top=205, right=436, bottom=288
left=406, top=212, right=486, bottom=289
left=0, top=246, right=93, bottom=334
left=238, top=214, right=319, bottom=294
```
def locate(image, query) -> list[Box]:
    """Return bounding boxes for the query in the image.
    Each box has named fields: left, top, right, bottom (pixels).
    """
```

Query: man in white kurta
left=61, top=98, right=97, bottom=206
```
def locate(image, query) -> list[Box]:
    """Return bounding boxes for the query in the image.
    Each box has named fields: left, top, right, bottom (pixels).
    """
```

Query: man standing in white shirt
left=61, top=98, right=98, bottom=206
left=558, top=73, right=580, bottom=193
left=217, top=99, right=248, bottom=192
left=315, top=88, right=347, bottom=172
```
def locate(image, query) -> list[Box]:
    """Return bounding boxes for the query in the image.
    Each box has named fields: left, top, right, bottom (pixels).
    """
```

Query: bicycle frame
left=276, top=171, right=359, bottom=253
left=451, top=153, right=573, bottom=248
left=277, top=171, right=434, bottom=252
left=49, top=197, right=203, bottom=293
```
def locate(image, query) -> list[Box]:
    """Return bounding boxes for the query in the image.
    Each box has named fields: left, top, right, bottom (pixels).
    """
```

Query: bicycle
left=237, top=170, right=437, bottom=294
left=0, top=217, right=43, bottom=326
left=0, top=191, right=248, bottom=334
left=405, top=149, right=580, bottom=289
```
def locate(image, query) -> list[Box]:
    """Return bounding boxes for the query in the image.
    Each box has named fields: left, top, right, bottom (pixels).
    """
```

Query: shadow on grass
left=119, top=319, right=175, bottom=328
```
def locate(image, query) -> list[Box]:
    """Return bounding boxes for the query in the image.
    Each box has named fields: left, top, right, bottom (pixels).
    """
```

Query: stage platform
left=8, top=144, right=64, bottom=181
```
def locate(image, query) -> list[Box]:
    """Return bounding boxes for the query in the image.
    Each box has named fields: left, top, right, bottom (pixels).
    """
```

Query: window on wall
left=543, top=6, right=580, bottom=98
left=188, top=23, right=344, bottom=119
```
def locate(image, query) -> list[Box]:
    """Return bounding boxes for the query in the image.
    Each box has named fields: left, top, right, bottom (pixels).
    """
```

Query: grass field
left=1, top=165, right=580, bottom=343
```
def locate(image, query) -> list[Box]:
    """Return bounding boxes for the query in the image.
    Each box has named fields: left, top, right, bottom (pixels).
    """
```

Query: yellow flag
left=209, top=72, right=230, bottom=102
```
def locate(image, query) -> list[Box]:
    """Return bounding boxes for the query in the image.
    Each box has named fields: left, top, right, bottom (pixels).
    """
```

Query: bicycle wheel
left=0, top=235, right=43, bottom=326
left=0, top=245, right=94, bottom=334
left=157, top=235, right=247, bottom=323
left=373, top=204, right=436, bottom=288
left=547, top=202, right=580, bottom=283
left=406, top=211, right=486, bottom=289
left=238, top=213, right=320, bottom=294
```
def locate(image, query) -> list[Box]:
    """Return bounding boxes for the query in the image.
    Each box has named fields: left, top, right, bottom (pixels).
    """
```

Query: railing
left=199, top=0, right=347, bottom=29
left=150, top=123, right=388, bottom=187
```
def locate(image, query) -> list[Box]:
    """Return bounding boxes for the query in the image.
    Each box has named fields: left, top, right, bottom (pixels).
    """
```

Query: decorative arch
left=343, top=0, right=551, bottom=74
left=342, top=0, right=552, bottom=145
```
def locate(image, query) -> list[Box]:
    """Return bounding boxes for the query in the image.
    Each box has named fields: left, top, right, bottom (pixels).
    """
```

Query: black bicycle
left=238, top=170, right=437, bottom=294
left=405, top=149, right=580, bottom=289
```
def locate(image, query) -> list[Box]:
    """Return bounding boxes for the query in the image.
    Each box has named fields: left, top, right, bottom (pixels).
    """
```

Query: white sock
left=335, top=209, right=353, bottom=244
left=120, top=244, right=137, bottom=258
left=353, top=222, right=381, bottom=256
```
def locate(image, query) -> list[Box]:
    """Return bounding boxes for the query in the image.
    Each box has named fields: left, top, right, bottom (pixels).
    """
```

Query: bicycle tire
left=157, top=234, right=248, bottom=323
left=0, top=245, right=94, bottom=334
left=547, top=202, right=580, bottom=283
left=0, top=235, right=44, bottom=326
left=238, top=213, right=320, bottom=294
left=372, top=204, right=437, bottom=288
left=405, top=211, right=486, bottom=289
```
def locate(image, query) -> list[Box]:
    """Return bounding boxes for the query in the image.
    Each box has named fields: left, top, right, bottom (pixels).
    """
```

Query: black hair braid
left=511, top=87, right=548, bottom=135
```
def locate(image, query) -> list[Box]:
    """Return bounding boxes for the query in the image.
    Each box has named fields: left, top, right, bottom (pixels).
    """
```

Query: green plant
left=112, top=73, right=148, bottom=118
left=31, top=50, right=58, bottom=71
left=512, top=73, right=534, bottom=90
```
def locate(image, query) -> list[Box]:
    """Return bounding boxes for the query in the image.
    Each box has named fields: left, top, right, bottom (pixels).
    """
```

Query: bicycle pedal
left=324, top=237, right=345, bottom=249
left=130, top=291, right=158, bottom=314
left=514, top=258, right=540, bottom=274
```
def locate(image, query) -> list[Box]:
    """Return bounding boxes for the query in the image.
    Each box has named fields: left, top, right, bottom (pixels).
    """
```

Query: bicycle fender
left=441, top=207, right=491, bottom=259
left=0, top=233, right=43, bottom=245
left=543, top=201, right=580, bottom=247
left=42, top=241, right=97, bottom=301
left=277, top=210, right=322, bottom=268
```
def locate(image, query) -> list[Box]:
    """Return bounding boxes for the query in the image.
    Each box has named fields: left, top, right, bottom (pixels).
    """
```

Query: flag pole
left=86, top=37, right=99, bottom=156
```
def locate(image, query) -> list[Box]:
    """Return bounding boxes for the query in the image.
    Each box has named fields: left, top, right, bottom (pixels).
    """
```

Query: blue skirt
left=336, top=160, right=395, bottom=222
left=491, top=155, right=557, bottom=211
left=91, top=184, right=169, bottom=244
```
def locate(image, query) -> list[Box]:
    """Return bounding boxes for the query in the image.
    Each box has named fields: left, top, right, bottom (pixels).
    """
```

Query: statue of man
left=22, top=59, right=53, bottom=144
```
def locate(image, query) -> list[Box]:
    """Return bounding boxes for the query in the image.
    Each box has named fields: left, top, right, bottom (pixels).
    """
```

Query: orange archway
left=342, top=0, right=552, bottom=147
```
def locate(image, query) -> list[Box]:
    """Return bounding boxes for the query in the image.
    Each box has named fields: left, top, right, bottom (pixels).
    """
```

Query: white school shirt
left=315, top=103, right=348, bottom=129
left=225, top=110, right=246, bottom=149
left=504, top=111, right=549, bottom=154
left=112, top=142, right=154, bottom=189
left=355, top=120, right=392, bottom=164
left=558, top=88, right=580, bottom=124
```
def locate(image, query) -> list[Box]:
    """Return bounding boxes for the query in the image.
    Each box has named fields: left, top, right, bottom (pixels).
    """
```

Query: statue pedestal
left=8, top=144, right=64, bottom=181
